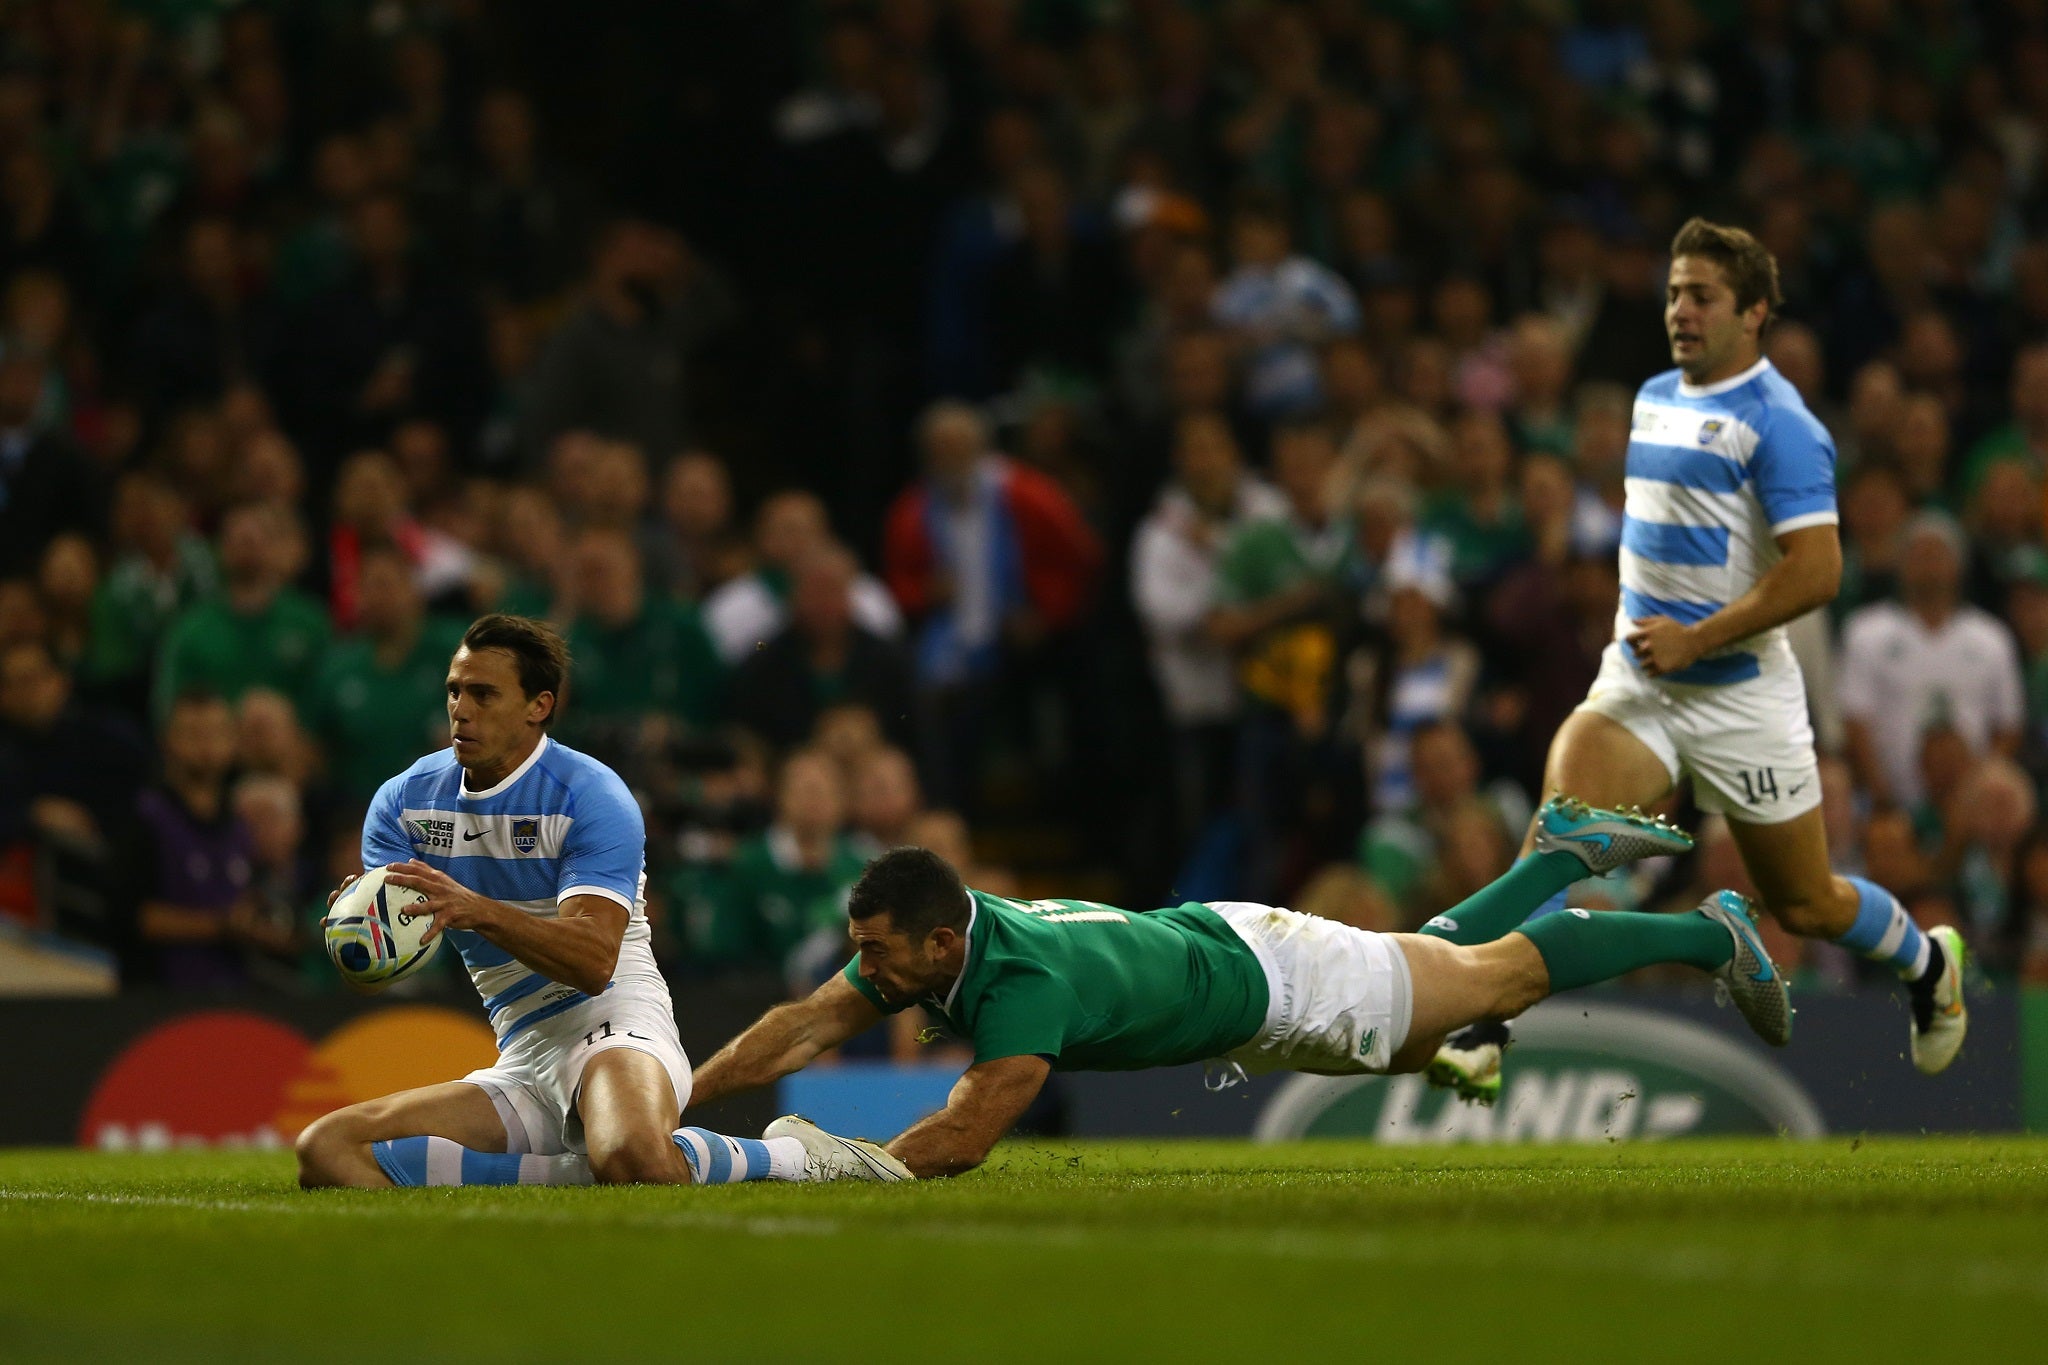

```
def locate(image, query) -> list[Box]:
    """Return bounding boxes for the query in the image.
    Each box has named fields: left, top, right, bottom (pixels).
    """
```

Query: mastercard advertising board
left=0, top=981, right=785, bottom=1148
left=78, top=1005, right=499, bottom=1149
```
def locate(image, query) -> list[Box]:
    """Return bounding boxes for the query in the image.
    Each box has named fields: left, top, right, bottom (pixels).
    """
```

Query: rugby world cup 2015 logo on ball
left=323, top=867, right=441, bottom=990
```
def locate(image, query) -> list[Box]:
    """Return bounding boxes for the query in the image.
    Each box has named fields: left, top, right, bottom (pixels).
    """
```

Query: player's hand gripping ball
left=323, top=866, right=441, bottom=990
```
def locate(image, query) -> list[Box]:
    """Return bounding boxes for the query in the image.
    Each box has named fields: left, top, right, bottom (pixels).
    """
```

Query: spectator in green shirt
left=1962, top=459, right=2043, bottom=614
left=153, top=501, right=330, bottom=724
left=1893, top=392, right=1956, bottom=510
left=483, top=484, right=569, bottom=619
left=83, top=470, right=218, bottom=711
left=560, top=526, right=725, bottom=758
left=1505, top=315, right=1576, bottom=458
left=1358, top=719, right=1527, bottom=924
left=2004, top=551, right=2048, bottom=756
left=1957, top=343, right=2048, bottom=497
left=307, top=543, right=466, bottom=803
left=701, top=747, right=867, bottom=984
left=1420, top=409, right=1528, bottom=589
left=1209, top=418, right=1352, bottom=731
left=1209, top=418, right=1358, bottom=899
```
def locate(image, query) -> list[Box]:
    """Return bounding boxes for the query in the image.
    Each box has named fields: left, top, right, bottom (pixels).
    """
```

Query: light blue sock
left=1836, top=876, right=1932, bottom=979
left=371, top=1136, right=592, bottom=1187
left=673, top=1127, right=804, bottom=1184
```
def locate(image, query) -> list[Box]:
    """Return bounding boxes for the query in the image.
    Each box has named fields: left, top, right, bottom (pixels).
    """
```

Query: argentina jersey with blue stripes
left=1618, top=357, right=1837, bottom=685
left=361, top=736, right=661, bottom=1044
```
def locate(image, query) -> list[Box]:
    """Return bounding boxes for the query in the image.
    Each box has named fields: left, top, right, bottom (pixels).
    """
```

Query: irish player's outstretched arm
left=885, top=1054, right=1050, bottom=1178
left=688, top=974, right=884, bottom=1108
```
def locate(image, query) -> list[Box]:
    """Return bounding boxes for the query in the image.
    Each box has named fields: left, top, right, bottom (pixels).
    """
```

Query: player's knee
left=1769, top=894, right=1837, bottom=938
left=294, top=1113, right=348, bottom=1188
left=589, top=1135, right=685, bottom=1187
left=295, top=1100, right=388, bottom=1187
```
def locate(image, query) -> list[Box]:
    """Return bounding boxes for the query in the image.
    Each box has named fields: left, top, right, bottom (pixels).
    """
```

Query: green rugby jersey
left=841, top=891, right=1270, bottom=1070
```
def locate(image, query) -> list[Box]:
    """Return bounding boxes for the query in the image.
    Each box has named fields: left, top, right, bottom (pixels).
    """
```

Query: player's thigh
left=302, top=1080, right=509, bottom=1152
left=1723, top=805, right=1855, bottom=938
left=564, top=989, right=690, bottom=1142
left=578, top=1048, right=682, bottom=1137
left=1545, top=647, right=1679, bottom=801
left=576, top=1048, right=691, bottom=1183
left=1544, top=709, right=1676, bottom=807
left=1387, top=933, right=1546, bottom=1064
left=1519, top=709, right=1676, bottom=855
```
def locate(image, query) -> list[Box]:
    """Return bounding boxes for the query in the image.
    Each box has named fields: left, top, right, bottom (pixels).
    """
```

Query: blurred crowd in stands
left=2, top=0, right=2047, bottom=1001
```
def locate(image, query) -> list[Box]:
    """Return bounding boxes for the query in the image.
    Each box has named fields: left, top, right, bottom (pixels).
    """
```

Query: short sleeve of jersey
left=967, top=973, right=1074, bottom=1065
left=840, top=957, right=912, bottom=1015
left=361, top=773, right=414, bottom=870
left=556, top=771, right=645, bottom=910
left=1749, top=410, right=1839, bottom=535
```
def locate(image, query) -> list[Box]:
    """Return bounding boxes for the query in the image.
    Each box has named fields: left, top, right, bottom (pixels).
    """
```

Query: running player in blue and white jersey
left=1431, top=219, right=1966, bottom=1103
left=295, top=615, right=889, bottom=1187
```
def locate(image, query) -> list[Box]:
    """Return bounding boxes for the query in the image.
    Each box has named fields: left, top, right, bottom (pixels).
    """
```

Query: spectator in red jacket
left=884, top=400, right=1102, bottom=683
left=884, top=400, right=1103, bottom=804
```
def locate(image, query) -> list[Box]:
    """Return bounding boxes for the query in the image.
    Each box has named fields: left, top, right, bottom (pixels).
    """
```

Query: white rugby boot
left=764, top=1115, right=913, bottom=1182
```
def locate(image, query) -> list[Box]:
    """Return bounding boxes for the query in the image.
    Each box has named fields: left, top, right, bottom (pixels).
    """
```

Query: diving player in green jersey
left=686, top=798, right=1790, bottom=1180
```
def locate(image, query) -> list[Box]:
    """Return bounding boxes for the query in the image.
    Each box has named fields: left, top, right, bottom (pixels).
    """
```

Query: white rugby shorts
left=1208, top=902, right=1412, bottom=1075
left=1578, top=641, right=1822, bottom=825
left=459, top=976, right=691, bottom=1156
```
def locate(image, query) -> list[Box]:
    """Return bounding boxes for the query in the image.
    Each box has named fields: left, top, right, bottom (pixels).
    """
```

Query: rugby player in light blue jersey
left=1431, top=219, right=1966, bottom=1105
left=296, top=615, right=889, bottom=1188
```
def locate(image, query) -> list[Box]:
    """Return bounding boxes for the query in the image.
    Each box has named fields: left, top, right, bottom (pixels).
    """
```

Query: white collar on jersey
left=459, top=735, right=550, bottom=801
left=940, top=892, right=979, bottom=1015
left=1677, top=356, right=1772, bottom=399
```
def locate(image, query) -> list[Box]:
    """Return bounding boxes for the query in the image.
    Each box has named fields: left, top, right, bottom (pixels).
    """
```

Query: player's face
left=847, top=915, right=951, bottom=1007
left=446, top=645, right=551, bottom=777
left=1665, top=255, right=1763, bottom=382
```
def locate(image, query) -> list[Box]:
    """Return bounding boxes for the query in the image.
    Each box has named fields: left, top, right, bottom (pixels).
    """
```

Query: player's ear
left=529, top=688, right=555, bottom=727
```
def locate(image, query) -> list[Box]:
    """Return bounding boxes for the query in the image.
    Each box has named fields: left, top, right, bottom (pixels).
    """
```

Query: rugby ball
left=323, top=866, right=440, bottom=990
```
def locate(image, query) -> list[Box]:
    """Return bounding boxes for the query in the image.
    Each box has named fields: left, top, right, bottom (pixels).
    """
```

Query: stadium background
left=0, top=0, right=2046, bottom=1138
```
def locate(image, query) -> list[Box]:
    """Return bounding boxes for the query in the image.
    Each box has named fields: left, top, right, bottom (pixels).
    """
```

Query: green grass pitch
left=3, top=1138, right=2044, bottom=1363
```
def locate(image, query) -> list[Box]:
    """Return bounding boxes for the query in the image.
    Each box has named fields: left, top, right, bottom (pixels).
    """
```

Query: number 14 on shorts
left=1737, top=768, right=1810, bottom=804
left=1739, top=768, right=1777, bottom=803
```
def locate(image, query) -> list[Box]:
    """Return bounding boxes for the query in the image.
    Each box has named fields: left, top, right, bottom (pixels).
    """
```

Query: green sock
left=1515, top=908, right=1733, bottom=994
left=1419, top=849, right=1583, bottom=946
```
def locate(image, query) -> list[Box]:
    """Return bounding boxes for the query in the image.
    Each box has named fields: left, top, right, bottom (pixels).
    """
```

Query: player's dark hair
left=1669, top=217, right=1783, bottom=324
left=460, top=614, right=571, bottom=729
left=848, top=847, right=970, bottom=940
